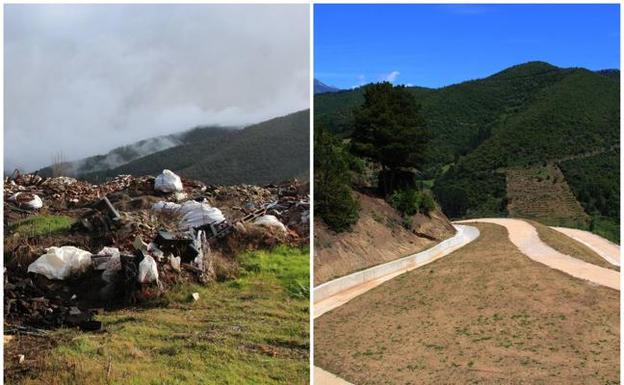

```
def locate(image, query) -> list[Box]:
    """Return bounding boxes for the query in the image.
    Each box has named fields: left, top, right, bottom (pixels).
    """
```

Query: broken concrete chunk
left=17, top=354, right=25, bottom=365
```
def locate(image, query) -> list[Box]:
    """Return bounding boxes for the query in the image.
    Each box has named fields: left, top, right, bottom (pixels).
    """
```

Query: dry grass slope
left=315, top=223, right=619, bottom=385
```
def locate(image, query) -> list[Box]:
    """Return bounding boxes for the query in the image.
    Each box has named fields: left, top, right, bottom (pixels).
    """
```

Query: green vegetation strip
left=23, top=246, right=309, bottom=385
left=9, top=215, right=74, bottom=238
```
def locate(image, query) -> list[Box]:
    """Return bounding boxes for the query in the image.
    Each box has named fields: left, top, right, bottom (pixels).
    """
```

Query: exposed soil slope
left=314, top=191, right=455, bottom=285
left=315, top=223, right=619, bottom=385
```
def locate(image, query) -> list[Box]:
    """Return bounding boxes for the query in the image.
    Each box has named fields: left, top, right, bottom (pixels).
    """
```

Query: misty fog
left=4, top=4, right=310, bottom=172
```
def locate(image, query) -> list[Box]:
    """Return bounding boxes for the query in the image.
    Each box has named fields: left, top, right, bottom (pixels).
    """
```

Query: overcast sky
left=5, top=4, right=310, bottom=172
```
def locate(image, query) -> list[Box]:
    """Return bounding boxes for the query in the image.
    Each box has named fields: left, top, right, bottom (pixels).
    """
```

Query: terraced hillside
left=506, top=164, right=590, bottom=228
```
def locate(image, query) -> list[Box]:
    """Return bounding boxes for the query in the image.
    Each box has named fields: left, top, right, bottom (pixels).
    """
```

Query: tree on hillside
left=351, top=82, right=430, bottom=195
left=314, top=126, right=359, bottom=232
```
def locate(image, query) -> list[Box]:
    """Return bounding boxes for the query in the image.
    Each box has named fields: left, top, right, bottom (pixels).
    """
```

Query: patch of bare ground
left=528, top=220, right=618, bottom=271
left=314, top=191, right=455, bottom=285
left=315, top=223, right=619, bottom=385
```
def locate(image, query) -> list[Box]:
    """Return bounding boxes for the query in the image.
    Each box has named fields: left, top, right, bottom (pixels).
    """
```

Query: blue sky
left=315, top=4, right=620, bottom=89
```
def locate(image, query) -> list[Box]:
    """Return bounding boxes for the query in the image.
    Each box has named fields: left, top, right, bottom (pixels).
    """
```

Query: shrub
left=390, top=188, right=436, bottom=217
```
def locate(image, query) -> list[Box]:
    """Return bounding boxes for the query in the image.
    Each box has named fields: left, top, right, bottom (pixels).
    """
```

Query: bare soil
left=314, top=191, right=455, bottom=285
left=315, top=223, right=619, bottom=385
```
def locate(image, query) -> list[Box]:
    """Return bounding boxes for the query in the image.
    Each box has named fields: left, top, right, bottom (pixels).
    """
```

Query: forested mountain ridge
left=40, top=110, right=310, bottom=186
left=315, top=61, right=619, bottom=240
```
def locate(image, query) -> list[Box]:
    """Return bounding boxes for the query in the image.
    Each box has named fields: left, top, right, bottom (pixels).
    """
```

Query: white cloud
left=5, top=4, right=309, bottom=172
left=383, top=70, right=400, bottom=83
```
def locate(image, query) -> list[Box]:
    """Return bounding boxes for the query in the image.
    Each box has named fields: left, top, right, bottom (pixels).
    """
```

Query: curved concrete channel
left=313, top=224, right=480, bottom=384
left=314, top=219, right=620, bottom=384
left=314, top=224, right=481, bottom=318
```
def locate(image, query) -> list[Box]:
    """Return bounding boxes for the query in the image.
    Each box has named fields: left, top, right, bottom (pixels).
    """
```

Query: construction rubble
left=4, top=170, right=309, bottom=334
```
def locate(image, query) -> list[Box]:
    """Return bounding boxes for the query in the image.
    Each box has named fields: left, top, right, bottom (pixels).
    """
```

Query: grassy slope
left=315, top=223, right=619, bottom=385
left=529, top=220, right=618, bottom=271
left=559, top=150, right=620, bottom=243
left=9, top=246, right=309, bottom=385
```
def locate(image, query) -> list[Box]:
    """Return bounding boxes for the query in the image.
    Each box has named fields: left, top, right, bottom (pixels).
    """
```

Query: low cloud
left=5, top=4, right=309, bottom=172
left=383, top=70, right=400, bottom=83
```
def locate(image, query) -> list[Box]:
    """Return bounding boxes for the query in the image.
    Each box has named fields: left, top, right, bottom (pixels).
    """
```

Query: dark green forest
left=316, top=62, right=620, bottom=240
left=81, top=110, right=310, bottom=186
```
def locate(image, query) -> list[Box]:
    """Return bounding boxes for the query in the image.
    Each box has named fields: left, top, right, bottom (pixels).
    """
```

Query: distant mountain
left=316, top=61, right=619, bottom=240
left=596, top=69, right=620, bottom=82
left=314, top=79, right=340, bottom=94
left=41, top=110, right=310, bottom=186
left=39, top=135, right=184, bottom=177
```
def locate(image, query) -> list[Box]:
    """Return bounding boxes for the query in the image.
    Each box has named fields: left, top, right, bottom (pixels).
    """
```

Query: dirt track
left=457, top=218, right=619, bottom=290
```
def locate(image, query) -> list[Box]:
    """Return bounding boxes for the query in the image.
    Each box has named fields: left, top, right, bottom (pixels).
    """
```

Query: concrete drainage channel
left=313, top=224, right=480, bottom=384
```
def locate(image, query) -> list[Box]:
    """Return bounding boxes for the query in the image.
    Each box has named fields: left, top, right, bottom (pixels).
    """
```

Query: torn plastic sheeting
left=254, top=215, right=287, bottom=233
left=180, top=203, right=225, bottom=230
left=154, top=169, right=183, bottom=193
left=9, top=192, right=43, bottom=210
left=27, top=246, right=92, bottom=280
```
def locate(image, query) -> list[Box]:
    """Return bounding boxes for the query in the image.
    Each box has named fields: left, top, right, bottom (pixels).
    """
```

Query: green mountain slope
left=316, top=62, right=619, bottom=239
left=82, top=110, right=310, bottom=185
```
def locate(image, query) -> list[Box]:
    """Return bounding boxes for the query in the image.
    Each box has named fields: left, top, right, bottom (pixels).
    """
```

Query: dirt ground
left=315, top=223, right=619, bottom=385
left=314, top=191, right=455, bottom=285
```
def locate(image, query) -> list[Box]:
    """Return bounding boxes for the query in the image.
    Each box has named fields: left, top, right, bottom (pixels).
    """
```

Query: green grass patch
left=9, top=215, right=74, bottom=238
left=20, top=247, right=309, bottom=385
left=236, top=245, right=310, bottom=299
left=590, top=216, right=620, bottom=244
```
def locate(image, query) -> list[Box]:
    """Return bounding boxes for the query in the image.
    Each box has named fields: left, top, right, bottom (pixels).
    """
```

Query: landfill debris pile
left=4, top=170, right=309, bottom=333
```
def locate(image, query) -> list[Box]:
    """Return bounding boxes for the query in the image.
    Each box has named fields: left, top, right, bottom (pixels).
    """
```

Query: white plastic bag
left=254, top=215, right=287, bottom=233
left=154, top=169, right=183, bottom=193
left=152, top=199, right=225, bottom=229
left=137, top=254, right=159, bottom=283
left=9, top=193, right=43, bottom=210
left=179, top=201, right=225, bottom=229
left=28, top=246, right=92, bottom=280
